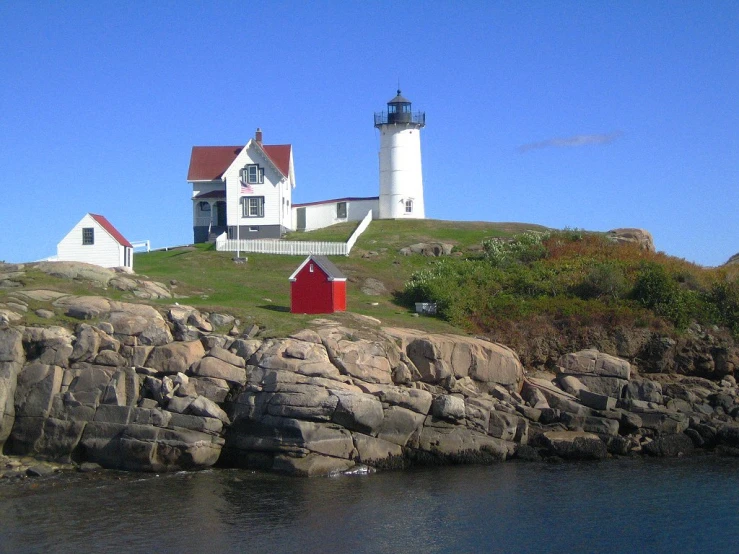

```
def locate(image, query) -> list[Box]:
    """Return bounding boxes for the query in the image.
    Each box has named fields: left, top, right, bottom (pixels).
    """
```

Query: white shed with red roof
left=56, top=213, right=134, bottom=269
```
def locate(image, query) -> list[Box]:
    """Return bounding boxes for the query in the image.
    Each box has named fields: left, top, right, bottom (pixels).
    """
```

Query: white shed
left=292, top=197, right=379, bottom=232
left=56, top=213, right=134, bottom=269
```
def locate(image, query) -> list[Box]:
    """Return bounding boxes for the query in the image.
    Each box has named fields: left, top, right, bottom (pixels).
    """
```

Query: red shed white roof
left=89, top=214, right=132, bottom=248
left=187, top=143, right=292, bottom=181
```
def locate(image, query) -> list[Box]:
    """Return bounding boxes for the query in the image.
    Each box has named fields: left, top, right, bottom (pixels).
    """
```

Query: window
left=241, top=196, right=265, bottom=217
left=240, top=164, right=264, bottom=185
left=198, top=202, right=211, bottom=212
left=82, top=227, right=94, bottom=245
left=337, top=202, right=347, bottom=219
left=405, top=199, right=413, bottom=213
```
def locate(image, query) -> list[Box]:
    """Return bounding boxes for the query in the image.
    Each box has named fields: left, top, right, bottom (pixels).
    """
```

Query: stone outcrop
left=399, top=243, right=454, bottom=257
left=606, top=228, right=655, bottom=252
left=1, top=294, right=739, bottom=477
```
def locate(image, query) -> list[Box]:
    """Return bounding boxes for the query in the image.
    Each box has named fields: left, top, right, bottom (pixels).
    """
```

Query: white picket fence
left=216, top=210, right=373, bottom=256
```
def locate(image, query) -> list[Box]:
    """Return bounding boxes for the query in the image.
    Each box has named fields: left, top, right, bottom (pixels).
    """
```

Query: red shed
left=289, top=255, right=347, bottom=314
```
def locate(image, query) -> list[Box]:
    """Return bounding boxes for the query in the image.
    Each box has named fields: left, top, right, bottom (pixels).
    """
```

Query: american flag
left=240, top=179, right=253, bottom=194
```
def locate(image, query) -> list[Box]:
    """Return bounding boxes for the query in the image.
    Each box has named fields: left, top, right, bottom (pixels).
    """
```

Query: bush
left=631, top=262, right=696, bottom=329
left=483, top=231, right=550, bottom=267
left=707, top=281, right=739, bottom=337
left=574, top=262, right=627, bottom=301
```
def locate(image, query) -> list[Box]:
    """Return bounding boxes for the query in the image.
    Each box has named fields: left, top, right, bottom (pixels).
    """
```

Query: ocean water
left=1, top=457, right=738, bottom=554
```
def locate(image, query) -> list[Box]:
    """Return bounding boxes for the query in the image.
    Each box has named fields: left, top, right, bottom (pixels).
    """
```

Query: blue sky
left=1, top=1, right=737, bottom=266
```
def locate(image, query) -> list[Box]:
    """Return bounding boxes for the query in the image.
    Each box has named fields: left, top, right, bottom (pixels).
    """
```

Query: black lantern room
left=374, top=90, right=425, bottom=127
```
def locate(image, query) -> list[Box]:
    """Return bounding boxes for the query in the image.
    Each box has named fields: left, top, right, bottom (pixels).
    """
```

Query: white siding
left=378, top=124, right=425, bottom=219
left=192, top=181, right=225, bottom=198
left=292, top=199, right=378, bottom=231
left=56, top=214, right=128, bottom=268
left=223, top=141, right=289, bottom=229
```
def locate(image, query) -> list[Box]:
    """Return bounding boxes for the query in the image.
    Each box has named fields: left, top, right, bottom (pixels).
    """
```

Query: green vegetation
left=132, top=220, right=531, bottom=336
left=402, top=229, right=739, bottom=337
left=5, top=219, right=735, bottom=341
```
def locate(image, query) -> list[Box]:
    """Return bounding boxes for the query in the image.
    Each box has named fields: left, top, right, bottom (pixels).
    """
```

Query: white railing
left=216, top=210, right=373, bottom=256
left=130, top=240, right=150, bottom=252
left=345, top=210, right=373, bottom=253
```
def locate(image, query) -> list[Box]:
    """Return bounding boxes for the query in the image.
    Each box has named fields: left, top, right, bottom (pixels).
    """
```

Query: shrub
left=483, top=231, right=550, bottom=267
left=631, top=262, right=695, bottom=328
left=574, top=262, right=627, bottom=301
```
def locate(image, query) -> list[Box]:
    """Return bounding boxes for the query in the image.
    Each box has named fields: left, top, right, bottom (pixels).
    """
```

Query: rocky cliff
left=2, top=289, right=739, bottom=477
left=2, top=256, right=739, bottom=477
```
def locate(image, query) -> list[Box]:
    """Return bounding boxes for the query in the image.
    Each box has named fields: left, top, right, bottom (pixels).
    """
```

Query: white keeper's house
left=187, top=90, right=426, bottom=243
left=187, top=129, right=295, bottom=242
left=56, top=213, right=134, bottom=269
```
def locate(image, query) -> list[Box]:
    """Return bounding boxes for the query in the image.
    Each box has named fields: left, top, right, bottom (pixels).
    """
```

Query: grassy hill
left=132, top=219, right=545, bottom=337
left=4, top=219, right=736, bottom=347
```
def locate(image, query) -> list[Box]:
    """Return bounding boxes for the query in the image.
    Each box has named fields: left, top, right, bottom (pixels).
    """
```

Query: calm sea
left=1, top=457, right=738, bottom=553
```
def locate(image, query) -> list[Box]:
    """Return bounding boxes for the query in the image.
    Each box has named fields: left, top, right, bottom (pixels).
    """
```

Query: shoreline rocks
left=0, top=297, right=738, bottom=477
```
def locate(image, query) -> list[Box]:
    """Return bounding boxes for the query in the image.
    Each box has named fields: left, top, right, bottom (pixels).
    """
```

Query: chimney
left=255, top=127, right=263, bottom=145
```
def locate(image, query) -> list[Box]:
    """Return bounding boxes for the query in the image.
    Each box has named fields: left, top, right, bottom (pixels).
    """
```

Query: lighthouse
left=374, top=90, right=426, bottom=219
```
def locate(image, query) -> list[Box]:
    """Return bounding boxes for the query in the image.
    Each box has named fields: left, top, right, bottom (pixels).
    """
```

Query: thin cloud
left=518, top=131, right=623, bottom=153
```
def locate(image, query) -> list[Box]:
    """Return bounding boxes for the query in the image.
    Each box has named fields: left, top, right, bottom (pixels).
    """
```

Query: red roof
left=187, top=143, right=291, bottom=181
left=89, top=214, right=132, bottom=248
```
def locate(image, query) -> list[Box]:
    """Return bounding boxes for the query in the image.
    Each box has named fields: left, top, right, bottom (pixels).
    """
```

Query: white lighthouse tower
left=374, top=90, right=426, bottom=219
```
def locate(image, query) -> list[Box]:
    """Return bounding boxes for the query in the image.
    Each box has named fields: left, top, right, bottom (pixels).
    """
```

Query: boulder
left=557, top=349, right=631, bottom=380
left=624, top=379, right=663, bottom=404
left=416, top=426, right=509, bottom=462
left=330, top=390, right=384, bottom=434
left=255, top=338, right=341, bottom=380
left=606, top=228, right=655, bottom=252
left=358, top=384, right=433, bottom=415
left=190, top=376, right=230, bottom=403
left=537, top=431, right=608, bottom=460
left=272, top=453, right=354, bottom=477
left=578, top=390, right=617, bottom=411
left=431, top=395, right=466, bottom=421
left=186, top=396, right=230, bottom=424
left=54, top=296, right=113, bottom=320
left=207, top=346, right=246, bottom=368
left=0, top=327, right=24, bottom=363
left=317, top=327, right=396, bottom=384
left=15, top=363, right=64, bottom=418
left=36, top=262, right=115, bottom=286
left=385, top=328, right=523, bottom=390
left=352, top=433, right=404, bottom=465
left=377, top=406, right=425, bottom=446
left=643, top=434, right=694, bottom=457
left=190, top=356, right=246, bottom=385
left=266, top=384, right=339, bottom=421
left=560, top=413, right=620, bottom=436
left=146, top=340, right=205, bottom=374
left=399, top=243, right=454, bottom=257
left=488, top=411, right=524, bottom=441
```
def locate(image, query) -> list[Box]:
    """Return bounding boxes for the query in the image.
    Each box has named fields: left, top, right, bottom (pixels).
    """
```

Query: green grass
left=130, top=219, right=536, bottom=335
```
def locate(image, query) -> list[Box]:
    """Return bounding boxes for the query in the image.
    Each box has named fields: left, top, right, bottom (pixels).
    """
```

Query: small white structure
left=57, top=213, right=133, bottom=269
left=292, top=197, right=379, bottom=232
left=374, top=90, right=426, bottom=219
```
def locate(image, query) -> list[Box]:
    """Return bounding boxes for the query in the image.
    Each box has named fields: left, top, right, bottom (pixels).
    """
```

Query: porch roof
left=193, top=190, right=226, bottom=199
